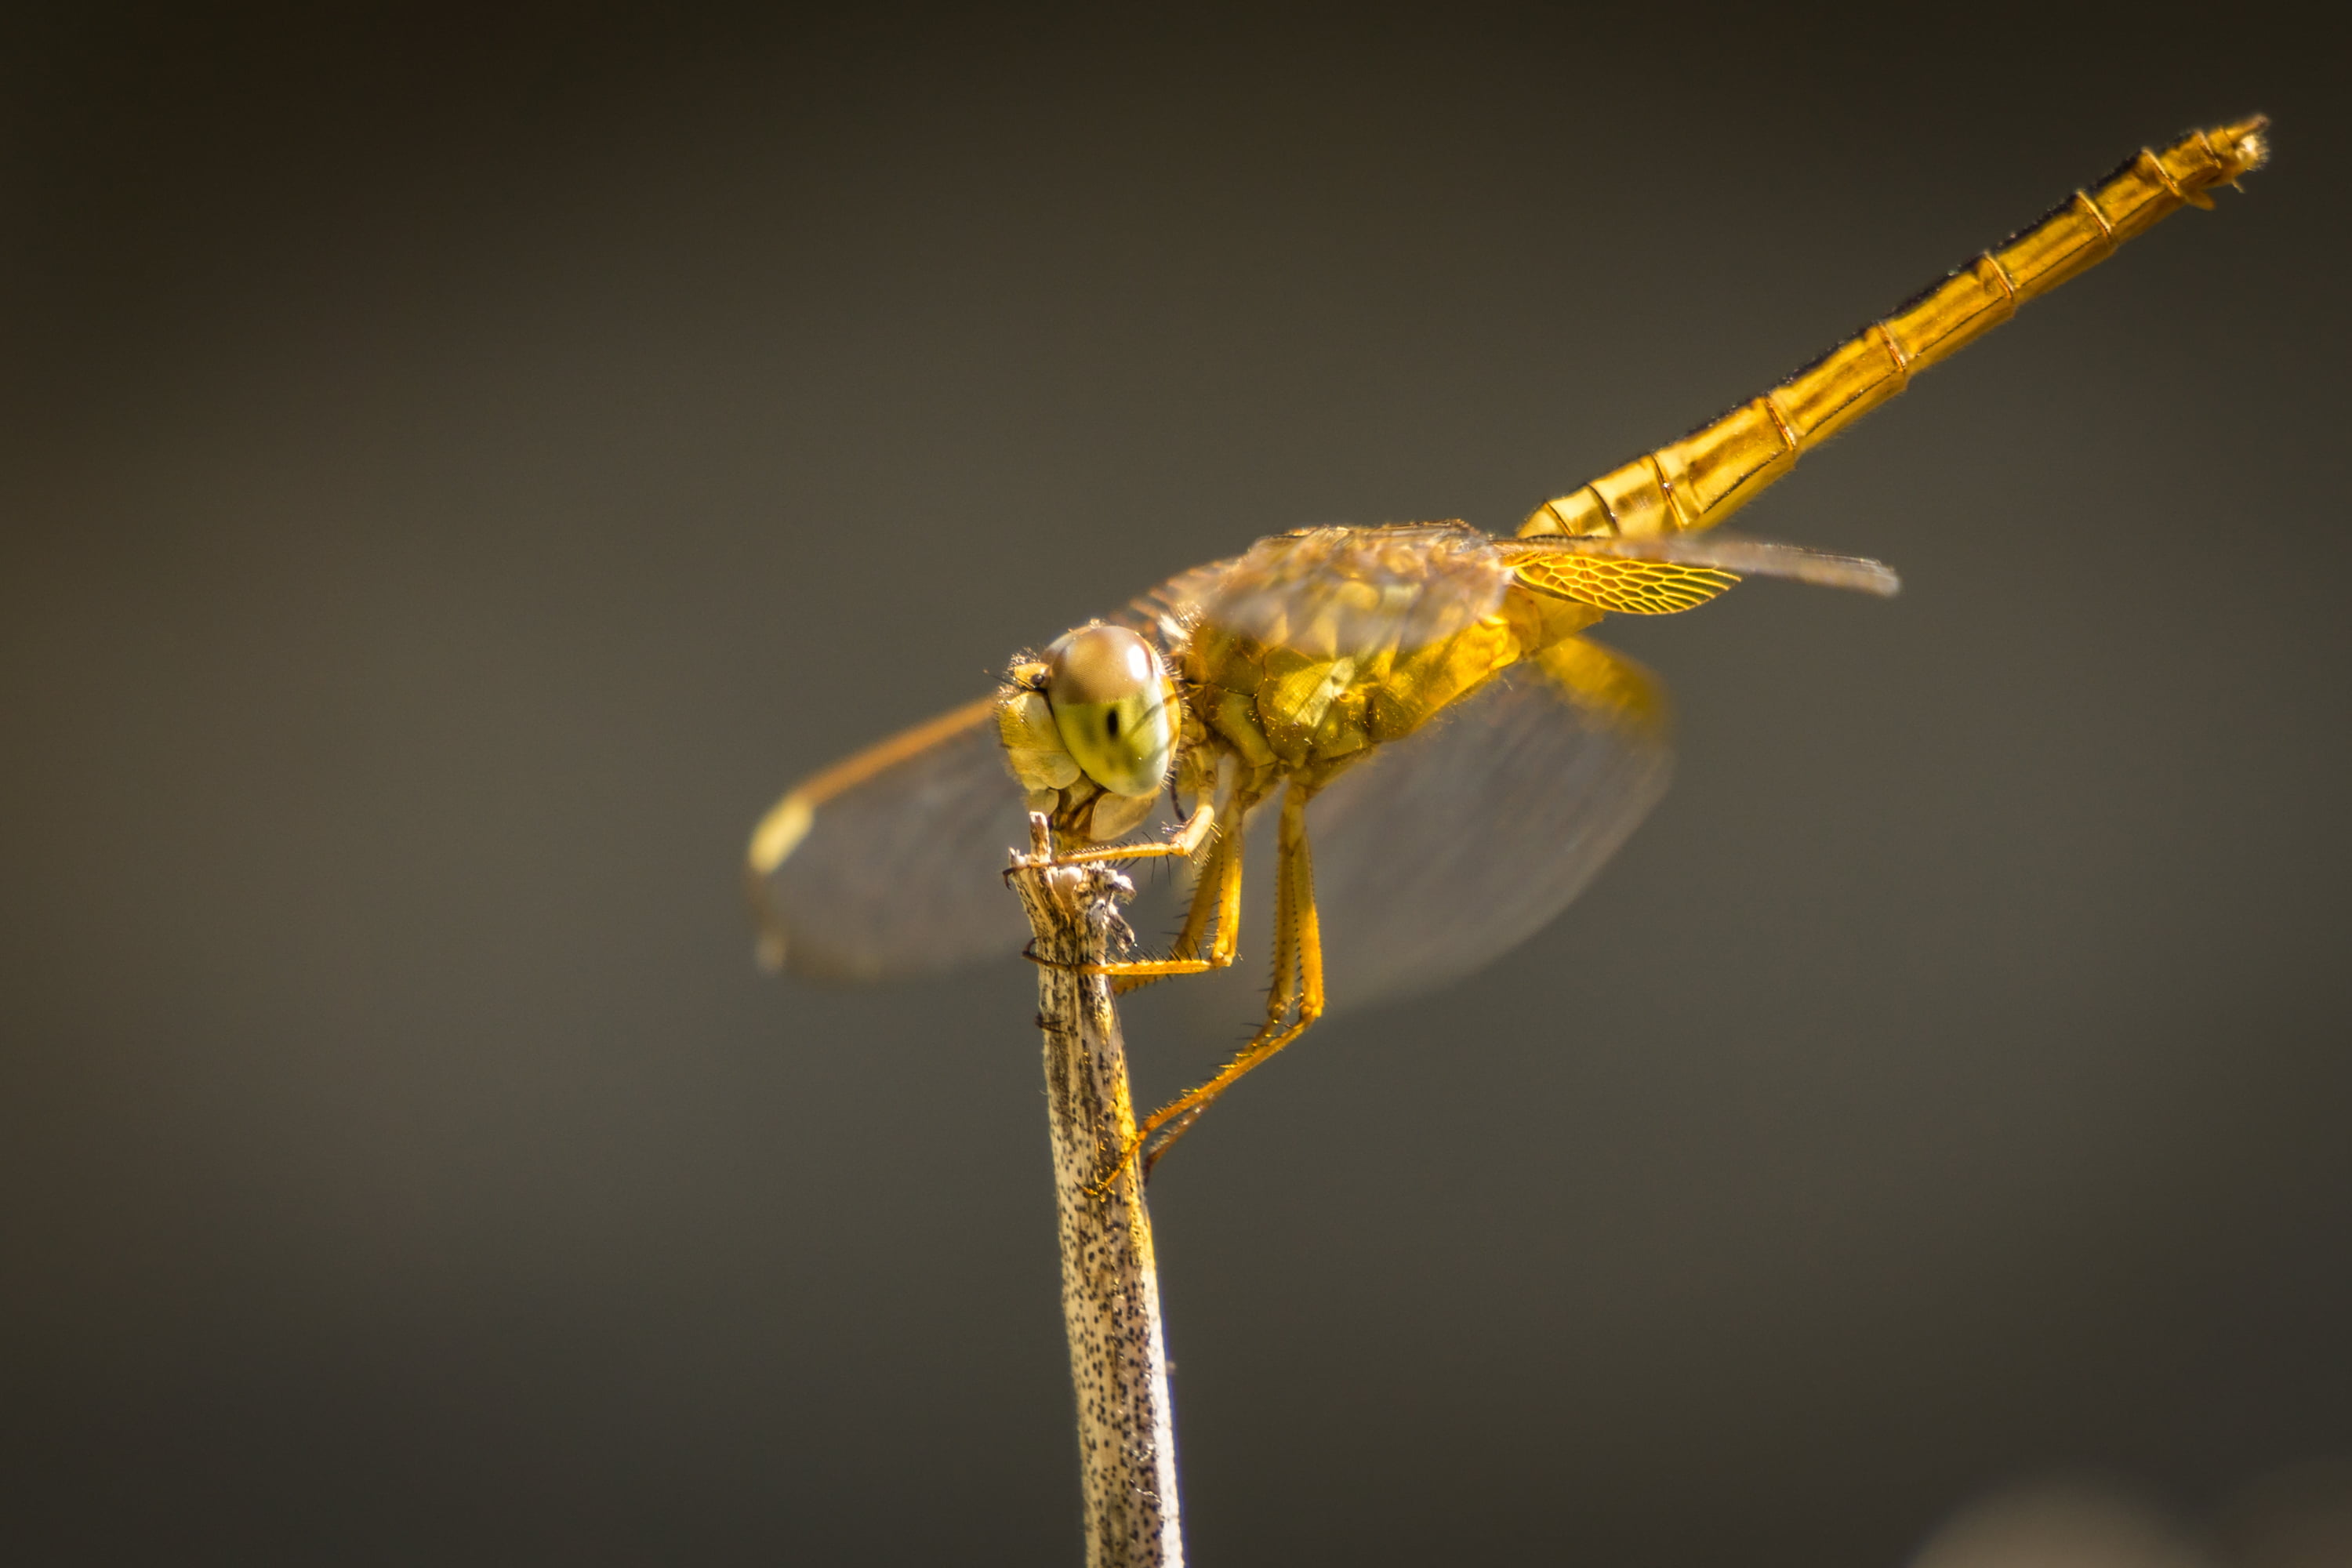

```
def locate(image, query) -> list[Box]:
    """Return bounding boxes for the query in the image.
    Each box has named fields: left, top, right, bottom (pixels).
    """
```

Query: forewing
left=1304, top=636, right=1675, bottom=1007
left=1148, top=525, right=1512, bottom=662
left=1514, top=553, right=1740, bottom=615
left=1507, top=530, right=1900, bottom=605
left=746, top=697, right=1033, bottom=981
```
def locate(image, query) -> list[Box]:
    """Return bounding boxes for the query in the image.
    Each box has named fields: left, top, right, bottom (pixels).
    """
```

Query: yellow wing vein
left=1513, top=554, right=1741, bottom=616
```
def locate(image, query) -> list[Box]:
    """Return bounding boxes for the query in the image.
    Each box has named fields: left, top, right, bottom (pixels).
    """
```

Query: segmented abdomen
left=1523, top=118, right=2268, bottom=541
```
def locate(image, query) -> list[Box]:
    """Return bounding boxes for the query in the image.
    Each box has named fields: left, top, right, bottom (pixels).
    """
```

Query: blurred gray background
left=4, top=4, right=2347, bottom=1563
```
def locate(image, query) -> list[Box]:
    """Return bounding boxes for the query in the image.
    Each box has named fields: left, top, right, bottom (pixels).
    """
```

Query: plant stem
left=1007, top=813, right=1184, bottom=1568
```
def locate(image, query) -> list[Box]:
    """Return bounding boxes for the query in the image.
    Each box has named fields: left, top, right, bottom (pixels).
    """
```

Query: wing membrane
left=746, top=697, right=1036, bottom=981
left=747, top=550, right=1713, bottom=998
left=1507, top=531, right=1900, bottom=603
left=1514, top=554, right=1739, bottom=615
left=1302, top=635, right=1675, bottom=1007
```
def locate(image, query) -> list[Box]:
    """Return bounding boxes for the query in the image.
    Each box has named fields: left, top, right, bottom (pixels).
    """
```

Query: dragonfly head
left=1043, top=623, right=1176, bottom=800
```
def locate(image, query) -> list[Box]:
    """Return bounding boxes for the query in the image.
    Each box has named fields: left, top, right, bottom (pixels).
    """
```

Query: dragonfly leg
left=1037, top=800, right=1218, bottom=868
left=1091, top=785, right=1326, bottom=1193
left=1014, top=800, right=1240, bottom=982
left=1104, top=806, right=1246, bottom=993
left=1076, top=790, right=1258, bottom=985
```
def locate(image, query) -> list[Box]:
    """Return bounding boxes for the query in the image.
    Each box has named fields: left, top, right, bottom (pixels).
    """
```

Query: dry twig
left=1007, top=813, right=1184, bottom=1568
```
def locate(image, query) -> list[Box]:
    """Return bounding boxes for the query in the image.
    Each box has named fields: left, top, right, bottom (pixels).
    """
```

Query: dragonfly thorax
left=1174, top=523, right=1553, bottom=787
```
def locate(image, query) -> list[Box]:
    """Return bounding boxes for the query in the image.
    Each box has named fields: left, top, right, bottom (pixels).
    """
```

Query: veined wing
left=1168, top=524, right=1514, bottom=661
left=746, top=697, right=1036, bottom=981
left=1303, top=635, right=1675, bottom=1008
left=1503, top=530, right=1900, bottom=609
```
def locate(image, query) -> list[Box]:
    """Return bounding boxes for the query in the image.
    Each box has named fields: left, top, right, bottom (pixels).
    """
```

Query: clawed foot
left=1083, top=1133, right=1149, bottom=1202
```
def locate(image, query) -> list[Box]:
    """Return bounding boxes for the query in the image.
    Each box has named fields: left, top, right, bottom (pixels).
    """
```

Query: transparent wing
left=1512, top=552, right=1739, bottom=614
left=1504, top=530, right=1900, bottom=602
left=745, top=696, right=1036, bottom=982
left=1303, top=636, right=1675, bottom=1008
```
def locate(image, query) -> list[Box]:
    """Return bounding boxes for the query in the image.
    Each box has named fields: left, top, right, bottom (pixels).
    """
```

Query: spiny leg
left=1142, top=785, right=1324, bottom=1177
left=1076, top=789, right=1257, bottom=985
left=1097, top=785, right=1327, bottom=1192
left=1014, top=799, right=1240, bottom=981
left=1037, top=800, right=1218, bottom=869
left=1108, top=796, right=1250, bottom=993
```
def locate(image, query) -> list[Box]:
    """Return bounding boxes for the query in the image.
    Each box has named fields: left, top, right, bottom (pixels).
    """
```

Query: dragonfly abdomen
left=1523, top=118, right=2268, bottom=543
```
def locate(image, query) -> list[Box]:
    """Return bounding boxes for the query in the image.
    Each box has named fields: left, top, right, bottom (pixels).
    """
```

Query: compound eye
left=1045, top=624, right=1174, bottom=799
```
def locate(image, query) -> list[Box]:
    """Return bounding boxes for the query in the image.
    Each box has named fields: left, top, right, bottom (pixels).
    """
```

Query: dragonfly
left=748, top=118, right=2267, bottom=1181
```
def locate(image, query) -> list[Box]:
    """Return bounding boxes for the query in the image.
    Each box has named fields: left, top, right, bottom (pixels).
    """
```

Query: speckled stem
left=1007, top=815, right=1184, bottom=1568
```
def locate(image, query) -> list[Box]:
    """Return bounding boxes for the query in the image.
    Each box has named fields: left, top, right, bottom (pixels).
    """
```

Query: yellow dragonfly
left=749, top=118, right=2267, bottom=1179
